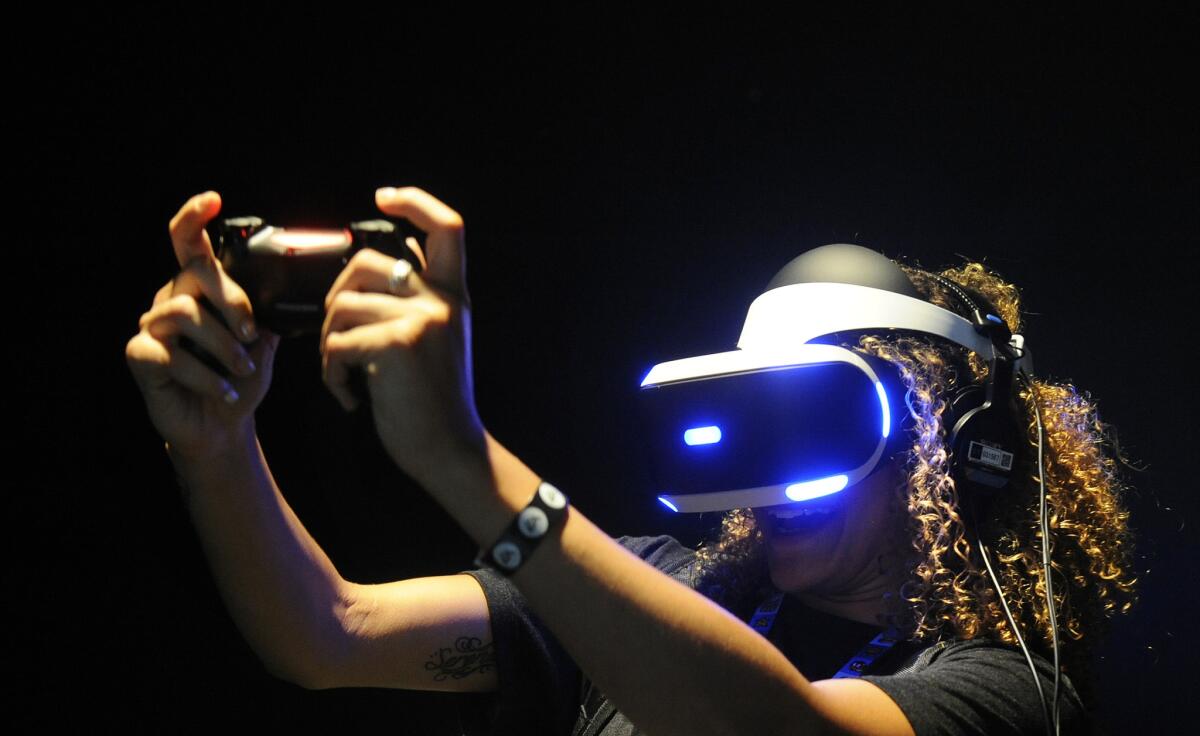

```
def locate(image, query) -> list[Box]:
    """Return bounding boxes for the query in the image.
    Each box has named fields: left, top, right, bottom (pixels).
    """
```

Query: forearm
left=434, top=434, right=837, bottom=736
left=169, top=424, right=353, bottom=688
left=523, top=512, right=834, bottom=736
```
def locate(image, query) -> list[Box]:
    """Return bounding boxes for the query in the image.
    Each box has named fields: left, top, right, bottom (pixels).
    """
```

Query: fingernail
left=237, top=354, right=256, bottom=376
left=194, top=192, right=212, bottom=214
left=239, top=320, right=257, bottom=341
left=223, top=383, right=240, bottom=404
left=376, top=187, right=397, bottom=201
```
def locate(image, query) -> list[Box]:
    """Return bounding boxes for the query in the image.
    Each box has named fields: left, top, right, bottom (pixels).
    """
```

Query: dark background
left=22, top=8, right=1195, bottom=733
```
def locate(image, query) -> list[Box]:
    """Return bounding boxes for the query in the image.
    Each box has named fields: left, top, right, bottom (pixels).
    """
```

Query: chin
left=764, top=541, right=831, bottom=594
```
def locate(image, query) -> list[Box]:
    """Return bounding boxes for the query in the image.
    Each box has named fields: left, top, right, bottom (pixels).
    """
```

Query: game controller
left=178, top=215, right=420, bottom=394
left=215, top=216, right=420, bottom=337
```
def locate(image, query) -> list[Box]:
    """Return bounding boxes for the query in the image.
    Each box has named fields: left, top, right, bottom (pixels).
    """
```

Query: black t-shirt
left=462, top=535, right=1087, bottom=735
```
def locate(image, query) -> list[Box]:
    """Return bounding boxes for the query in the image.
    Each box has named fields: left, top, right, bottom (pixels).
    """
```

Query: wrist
left=422, top=431, right=543, bottom=548
left=474, top=480, right=569, bottom=573
left=166, top=418, right=259, bottom=473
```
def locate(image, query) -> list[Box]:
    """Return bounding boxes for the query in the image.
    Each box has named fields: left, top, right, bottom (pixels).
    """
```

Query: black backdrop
left=22, top=8, right=1196, bottom=733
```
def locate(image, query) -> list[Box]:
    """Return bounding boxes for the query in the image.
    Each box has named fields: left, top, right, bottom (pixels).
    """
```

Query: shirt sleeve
left=860, top=639, right=1090, bottom=736
left=460, top=535, right=695, bottom=736
left=460, top=566, right=581, bottom=736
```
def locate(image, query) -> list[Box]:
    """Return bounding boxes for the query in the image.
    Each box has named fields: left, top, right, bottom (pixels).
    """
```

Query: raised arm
left=432, top=432, right=914, bottom=736
left=319, top=186, right=916, bottom=736
left=167, top=428, right=498, bottom=692
left=127, top=193, right=497, bottom=693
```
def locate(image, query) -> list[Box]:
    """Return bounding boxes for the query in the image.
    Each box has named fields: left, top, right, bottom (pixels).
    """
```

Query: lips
left=761, top=504, right=843, bottom=536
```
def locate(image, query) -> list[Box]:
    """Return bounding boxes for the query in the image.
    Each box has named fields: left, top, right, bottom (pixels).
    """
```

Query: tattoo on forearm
left=425, top=636, right=496, bottom=681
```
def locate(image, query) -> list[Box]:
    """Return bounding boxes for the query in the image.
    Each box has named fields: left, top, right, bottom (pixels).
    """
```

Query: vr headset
left=639, top=244, right=1031, bottom=514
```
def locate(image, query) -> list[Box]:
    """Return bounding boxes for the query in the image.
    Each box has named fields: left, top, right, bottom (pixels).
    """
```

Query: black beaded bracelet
left=474, top=481, right=569, bottom=574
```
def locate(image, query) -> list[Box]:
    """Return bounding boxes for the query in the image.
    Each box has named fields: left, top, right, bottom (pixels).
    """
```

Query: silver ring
left=388, top=258, right=415, bottom=295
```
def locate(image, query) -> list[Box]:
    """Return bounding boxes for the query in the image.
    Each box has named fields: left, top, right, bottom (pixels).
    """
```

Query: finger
left=375, top=187, right=468, bottom=303
left=164, top=340, right=243, bottom=405
left=172, top=258, right=258, bottom=343
left=322, top=320, right=414, bottom=411
left=127, top=329, right=240, bottom=405
left=248, top=329, right=282, bottom=373
left=405, top=236, right=428, bottom=271
left=142, top=295, right=257, bottom=378
left=153, top=280, right=174, bottom=307
left=320, top=290, right=407, bottom=349
left=126, top=330, right=176, bottom=392
left=325, top=249, right=427, bottom=309
left=322, top=328, right=369, bottom=411
left=169, top=191, right=222, bottom=268
left=326, top=249, right=394, bottom=303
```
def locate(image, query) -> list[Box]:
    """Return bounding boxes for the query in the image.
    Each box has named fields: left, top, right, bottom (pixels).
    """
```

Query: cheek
left=835, top=494, right=900, bottom=560
left=862, top=498, right=909, bottom=561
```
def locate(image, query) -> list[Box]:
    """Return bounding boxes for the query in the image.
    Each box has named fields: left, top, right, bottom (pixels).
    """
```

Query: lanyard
left=749, top=591, right=902, bottom=679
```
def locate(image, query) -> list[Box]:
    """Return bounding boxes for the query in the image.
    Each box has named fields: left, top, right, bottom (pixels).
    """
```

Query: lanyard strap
left=749, top=591, right=901, bottom=679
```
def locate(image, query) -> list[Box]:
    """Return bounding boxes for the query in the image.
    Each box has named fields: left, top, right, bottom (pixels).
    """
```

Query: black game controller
left=215, top=217, right=420, bottom=337
left=180, top=216, right=420, bottom=397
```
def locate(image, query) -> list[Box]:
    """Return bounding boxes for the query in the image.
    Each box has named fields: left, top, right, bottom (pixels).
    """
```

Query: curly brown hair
left=693, top=259, right=1139, bottom=693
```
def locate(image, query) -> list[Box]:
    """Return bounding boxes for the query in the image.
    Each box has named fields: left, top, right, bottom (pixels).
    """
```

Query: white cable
left=978, top=541, right=1053, bottom=736
left=1022, top=370, right=1063, bottom=735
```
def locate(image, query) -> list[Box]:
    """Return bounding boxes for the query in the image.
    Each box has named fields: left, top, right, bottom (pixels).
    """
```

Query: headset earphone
left=926, top=274, right=1023, bottom=496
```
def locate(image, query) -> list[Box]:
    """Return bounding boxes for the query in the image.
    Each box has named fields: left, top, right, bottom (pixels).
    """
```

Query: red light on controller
left=275, top=228, right=353, bottom=256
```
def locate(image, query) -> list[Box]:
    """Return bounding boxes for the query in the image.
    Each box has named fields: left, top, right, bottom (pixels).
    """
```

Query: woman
left=126, top=187, right=1137, bottom=735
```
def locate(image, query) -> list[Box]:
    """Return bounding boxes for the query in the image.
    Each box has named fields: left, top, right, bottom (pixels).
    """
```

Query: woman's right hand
left=126, top=192, right=280, bottom=459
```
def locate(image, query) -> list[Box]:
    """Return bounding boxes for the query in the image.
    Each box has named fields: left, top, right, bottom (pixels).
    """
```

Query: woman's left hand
left=321, top=187, right=485, bottom=490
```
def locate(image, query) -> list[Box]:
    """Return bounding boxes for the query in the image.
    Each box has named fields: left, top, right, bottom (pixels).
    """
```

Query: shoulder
left=861, top=638, right=1089, bottom=736
left=613, top=534, right=696, bottom=577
